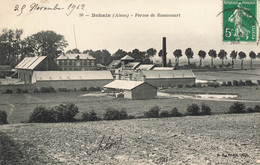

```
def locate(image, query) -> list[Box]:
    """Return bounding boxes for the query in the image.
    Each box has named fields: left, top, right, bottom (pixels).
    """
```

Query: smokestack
left=162, top=37, right=167, bottom=67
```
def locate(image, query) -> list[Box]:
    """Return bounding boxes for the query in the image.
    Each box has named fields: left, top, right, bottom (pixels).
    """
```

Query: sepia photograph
left=0, top=0, right=260, bottom=164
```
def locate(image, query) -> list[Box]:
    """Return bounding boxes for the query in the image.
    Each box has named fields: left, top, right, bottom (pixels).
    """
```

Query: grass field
left=0, top=85, right=259, bottom=124
left=1, top=113, right=259, bottom=164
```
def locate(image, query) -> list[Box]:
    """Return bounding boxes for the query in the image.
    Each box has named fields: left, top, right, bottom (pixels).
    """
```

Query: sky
left=0, top=0, right=259, bottom=60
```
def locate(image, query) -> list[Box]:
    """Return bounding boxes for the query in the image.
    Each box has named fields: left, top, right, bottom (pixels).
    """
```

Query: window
left=64, top=60, right=67, bottom=65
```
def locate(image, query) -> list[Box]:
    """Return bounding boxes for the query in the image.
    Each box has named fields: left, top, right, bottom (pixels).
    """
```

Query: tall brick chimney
left=162, top=37, right=167, bottom=67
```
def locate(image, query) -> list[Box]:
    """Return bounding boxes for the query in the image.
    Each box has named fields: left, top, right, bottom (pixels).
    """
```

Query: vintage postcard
left=0, top=0, right=259, bottom=164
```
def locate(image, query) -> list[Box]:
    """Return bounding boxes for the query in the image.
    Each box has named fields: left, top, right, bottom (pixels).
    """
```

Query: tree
left=185, top=48, right=194, bottom=65
left=173, top=49, right=182, bottom=67
left=129, top=49, right=146, bottom=62
left=146, top=48, right=157, bottom=58
left=238, top=51, right=246, bottom=69
left=158, top=49, right=163, bottom=57
left=230, top=50, right=237, bottom=69
left=25, top=30, right=68, bottom=60
left=208, top=49, right=217, bottom=67
left=83, top=49, right=112, bottom=66
left=198, top=50, right=206, bottom=66
left=0, top=29, right=24, bottom=66
left=257, top=52, right=260, bottom=59
left=112, top=49, right=128, bottom=60
left=218, top=49, right=227, bottom=66
left=66, top=48, right=80, bottom=54
left=249, top=51, right=256, bottom=69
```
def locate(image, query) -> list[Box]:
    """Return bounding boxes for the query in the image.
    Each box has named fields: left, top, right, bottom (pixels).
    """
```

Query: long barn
left=32, top=70, right=113, bottom=90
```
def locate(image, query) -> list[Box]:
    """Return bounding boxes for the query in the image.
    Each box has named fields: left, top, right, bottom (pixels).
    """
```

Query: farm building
left=104, top=80, right=157, bottom=100
left=57, top=53, right=97, bottom=71
left=136, top=64, right=155, bottom=70
left=132, top=70, right=196, bottom=88
left=15, top=56, right=60, bottom=83
left=32, top=70, right=113, bottom=90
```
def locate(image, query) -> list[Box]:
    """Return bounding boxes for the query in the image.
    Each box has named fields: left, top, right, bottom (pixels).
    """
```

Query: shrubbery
left=170, top=107, right=183, bottom=117
left=103, top=108, right=129, bottom=120
left=54, top=102, right=79, bottom=122
left=0, top=110, right=8, bottom=124
left=186, top=104, right=200, bottom=116
left=29, top=102, right=79, bottom=123
left=201, top=104, right=211, bottom=115
left=186, top=103, right=211, bottom=116
left=29, top=106, right=57, bottom=123
left=3, top=89, right=13, bottom=94
left=81, top=110, right=100, bottom=121
left=229, top=102, right=246, bottom=113
left=58, top=88, right=70, bottom=92
left=144, top=106, right=160, bottom=118
left=40, top=86, right=56, bottom=93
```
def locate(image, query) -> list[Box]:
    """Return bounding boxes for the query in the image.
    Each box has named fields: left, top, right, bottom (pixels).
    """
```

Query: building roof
left=153, top=67, right=175, bottom=70
left=120, top=55, right=134, bottom=61
left=137, top=64, right=155, bottom=70
left=32, top=70, right=113, bottom=83
left=15, top=56, right=47, bottom=70
left=57, top=53, right=95, bottom=60
left=108, top=60, right=121, bottom=68
left=124, top=62, right=141, bottom=70
left=104, top=80, right=156, bottom=90
left=141, top=70, right=195, bottom=79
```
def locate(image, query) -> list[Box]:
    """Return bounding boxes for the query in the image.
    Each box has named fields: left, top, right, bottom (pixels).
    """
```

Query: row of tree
left=0, top=28, right=259, bottom=69
left=0, top=29, right=67, bottom=67
left=172, top=48, right=260, bottom=69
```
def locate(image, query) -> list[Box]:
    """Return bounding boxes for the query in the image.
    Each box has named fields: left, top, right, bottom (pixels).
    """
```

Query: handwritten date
left=14, top=3, right=85, bottom=16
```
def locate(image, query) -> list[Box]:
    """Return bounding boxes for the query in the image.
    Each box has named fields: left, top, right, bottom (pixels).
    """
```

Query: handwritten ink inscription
left=14, top=3, right=85, bottom=16
left=86, top=135, right=122, bottom=157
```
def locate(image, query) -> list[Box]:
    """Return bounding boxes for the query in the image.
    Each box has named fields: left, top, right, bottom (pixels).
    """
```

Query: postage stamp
left=222, top=0, right=258, bottom=43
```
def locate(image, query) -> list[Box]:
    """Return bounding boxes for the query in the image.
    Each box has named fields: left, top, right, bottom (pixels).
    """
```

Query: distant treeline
left=0, top=28, right=259, bottom=69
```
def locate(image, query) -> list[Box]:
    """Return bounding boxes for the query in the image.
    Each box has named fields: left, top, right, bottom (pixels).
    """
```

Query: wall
left=124, top=90, right=132, bottom=99
left=18, top=70, right=33, bottom=84
left=131, top=83, right=157, bottom=100
left=35, top=79, right=113, bottom=90
left=146, top=77, right=195, bottom=87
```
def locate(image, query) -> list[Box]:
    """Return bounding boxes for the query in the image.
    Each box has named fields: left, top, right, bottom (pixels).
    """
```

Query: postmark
left=222, top=0, right=258, bottom=43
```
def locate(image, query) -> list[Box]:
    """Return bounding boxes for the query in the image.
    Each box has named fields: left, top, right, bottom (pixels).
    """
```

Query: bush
left=160, top=110, right=170, bottom=118
left=238, top=80, right=245, bottom=86
left=245, top=80, right=254, bottom=86
left=221, top=82, right=227, bottom=86
left=201, top=104, right=211, bottom=115
left=33, top=88, right=39, bottom=93
left=144, top=106, right=160, bottom=118
left=177, top=84, right=183, bottom=88
left=0, top=110, right=8, bottom=124
left=186, top=104, right=200, bottom=116
left=233, top=80, right=239, bottom=86
left=58, top=88, right=70, bottom=92
left=254, top=105, right=260, bottom=112
left=40, top=86, right=56, bottom=93
left=185, top=84, right=191, bottom=88
left=89, top=87, right=96, bottom=91
left=170, top=107, right=183, bottom=117
left=16, top=88, right=22, bottom=94
left=80, top=87, right=87, bottom=91
left=227, top=81, right=232, bottom=86
left=54, top=102, right=79, bottom=122
left=29, top=106, right=57, bottom=123
left=81, top=110, right=100, bottom=121
left=229, top=102, right=246, bottom=113
left=246, top=107, right=254, bottom=113
left=4, top=89, right=13, bottom=94
left=23, top=89, right=28, bottom=93
left=103, top=108, right=128, bottom=120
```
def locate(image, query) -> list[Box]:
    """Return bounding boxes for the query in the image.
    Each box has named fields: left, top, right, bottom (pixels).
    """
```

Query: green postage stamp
left=223, top=0, right=258, bottom=43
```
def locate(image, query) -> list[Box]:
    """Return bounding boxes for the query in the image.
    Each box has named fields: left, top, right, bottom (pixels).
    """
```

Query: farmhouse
left=15, top=56, right=60, bottom=83
left=104, top=80, right=157, bottom=100
left=32, top=70, right=113, bottom=90
left=57, top=53, right=97, bottom=71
